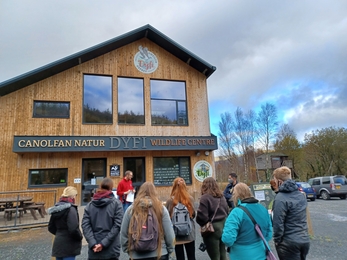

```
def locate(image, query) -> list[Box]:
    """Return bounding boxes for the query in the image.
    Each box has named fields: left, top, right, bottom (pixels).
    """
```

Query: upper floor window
left=150, top=80, right=188, bottom=125
left=83, top=74, right=113, bottom=124
left=118, top=78, right=144, bottom=124
left=33, top=101, right=70, bottom=118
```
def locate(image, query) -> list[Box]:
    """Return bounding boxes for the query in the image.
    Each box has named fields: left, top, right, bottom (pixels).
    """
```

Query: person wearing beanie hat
left=48, top=186, right=83, bottom=260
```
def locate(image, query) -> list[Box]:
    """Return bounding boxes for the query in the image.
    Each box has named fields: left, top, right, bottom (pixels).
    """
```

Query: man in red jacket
left=117, top=170, right=136, bottom=212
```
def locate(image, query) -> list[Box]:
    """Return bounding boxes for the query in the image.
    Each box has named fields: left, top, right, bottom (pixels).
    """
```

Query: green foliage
left=303, top=126, right=347, bottom=177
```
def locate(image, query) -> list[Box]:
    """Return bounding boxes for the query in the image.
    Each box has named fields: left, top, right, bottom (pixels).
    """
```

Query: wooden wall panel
left=0, top=37, right=215, bottom=204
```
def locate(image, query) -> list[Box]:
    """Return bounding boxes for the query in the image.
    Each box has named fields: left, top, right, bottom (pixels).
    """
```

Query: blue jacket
left=222, top=198, right=273, bottom=260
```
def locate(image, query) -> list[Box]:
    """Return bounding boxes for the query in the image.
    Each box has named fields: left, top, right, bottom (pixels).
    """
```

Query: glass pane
left=151, top=80, right=186, bottom=100
left=151, top=100, right=177, bottom=124
left=123, top=158, right=145, bottom=186
left=29, top=169, right=67, bottom=186
left=118, top=78, right=144, bottom=124
left=153, top=157, right=191, bottom=186
left=33, top=102, right=70, bottom=118
left=83, top=74, right=112, bottom=123
left=82, top=159, right=106, bottom=205
left=177, top=101, right=187, bottom=125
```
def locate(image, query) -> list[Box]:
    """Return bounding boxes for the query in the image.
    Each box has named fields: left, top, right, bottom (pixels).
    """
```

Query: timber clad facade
left=0, top=25, right=217, bottom=206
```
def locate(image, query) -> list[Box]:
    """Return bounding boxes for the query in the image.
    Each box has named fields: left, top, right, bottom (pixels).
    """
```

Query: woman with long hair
left=48, top=186, right=83, bottom=260
left=82, top=178, right=123, bottom=260
left=196, top=177, right=229, bottom=260
left=120, top=181, right=175, bottom=260
left=166, top=177, right=196, bottom=260
left=222, top=183, right=273, bottom=260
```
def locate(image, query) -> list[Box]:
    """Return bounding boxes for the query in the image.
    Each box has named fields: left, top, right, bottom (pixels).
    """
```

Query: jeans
left=56, top=257, right=75, bottom=260
left=123, top=202, right=132, bottom=212
left=175, top=241, right=196, bottom=260
left=275, top=240, right=310, bottom=260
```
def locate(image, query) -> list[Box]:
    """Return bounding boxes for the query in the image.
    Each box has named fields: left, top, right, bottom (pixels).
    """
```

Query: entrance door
left=81, top=158, right=106, bottom=205
left=123, top=157, right=145, bottom=192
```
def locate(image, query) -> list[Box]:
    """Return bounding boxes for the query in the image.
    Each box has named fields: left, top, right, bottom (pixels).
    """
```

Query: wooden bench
left=4, top=208, right=24, bottom=224
left=34, top=202, right=47, bottom=215
left=24, top=205, right=44, bottom=220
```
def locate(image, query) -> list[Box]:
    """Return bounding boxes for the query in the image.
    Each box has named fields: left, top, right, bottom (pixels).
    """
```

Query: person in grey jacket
left=120, top=181, right=175, bottom=260
left=272, top=166, right=310, bottom=260
left=48, top=186, right=83, bottom=260
left=82, top=178, right=123, bottom=260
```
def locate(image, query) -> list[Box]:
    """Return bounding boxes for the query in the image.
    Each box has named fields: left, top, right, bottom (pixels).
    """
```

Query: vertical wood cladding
left=0, top=38, right=213, bottom=204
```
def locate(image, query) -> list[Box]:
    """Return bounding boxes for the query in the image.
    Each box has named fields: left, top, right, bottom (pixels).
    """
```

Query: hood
left=91, top=191, right=114, bottom=207
left=48, top=202, right=71, bottom=215
left=279, top=179, right=298, bottom=193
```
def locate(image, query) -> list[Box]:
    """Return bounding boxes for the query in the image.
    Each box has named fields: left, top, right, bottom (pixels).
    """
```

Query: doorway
left=123, top=157, right=145, bottom=192
left=81, top=158, right=106, bottom=205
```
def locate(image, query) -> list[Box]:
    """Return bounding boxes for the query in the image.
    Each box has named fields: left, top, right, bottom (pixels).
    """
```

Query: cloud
left=1, top=0, right=347, bottom=143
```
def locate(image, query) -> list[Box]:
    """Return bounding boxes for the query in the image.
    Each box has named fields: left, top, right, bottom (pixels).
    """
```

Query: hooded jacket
left=272, top=179, right=310, bottom=244
left=48, top=201, right=83, bottom=258
left=120, top=198, right=175, bottom=259
left=82, top=190, right=123, bottom=259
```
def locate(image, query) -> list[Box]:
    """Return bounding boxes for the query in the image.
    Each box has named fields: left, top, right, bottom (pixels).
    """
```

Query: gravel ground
left=1, top=198, right=346, bottom=260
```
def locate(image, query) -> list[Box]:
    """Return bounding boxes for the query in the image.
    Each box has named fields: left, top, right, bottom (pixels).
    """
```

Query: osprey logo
left=134, top=45, right=158, bottom=74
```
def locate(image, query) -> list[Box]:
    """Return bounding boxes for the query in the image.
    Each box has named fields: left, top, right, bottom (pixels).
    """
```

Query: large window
left=150, top=80, right=188, bottom=125
left=153, top=157, right=191, bottom=186
left=118, top=78, right=144, bottom=124
left=33, top=101, right=70, bottom=118
left=123, top=157, right=145, bottom=189
left=28, top=168, right=67, bottom=188
left=83, top=74, right=113, bottom=124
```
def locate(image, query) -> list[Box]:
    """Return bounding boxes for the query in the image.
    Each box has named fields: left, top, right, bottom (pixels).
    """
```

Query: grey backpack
left=172, top=202, right=192, bottom=236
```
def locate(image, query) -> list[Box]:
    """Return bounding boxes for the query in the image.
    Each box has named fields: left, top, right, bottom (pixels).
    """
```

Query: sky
left=1, top=1, right=347, bottom=143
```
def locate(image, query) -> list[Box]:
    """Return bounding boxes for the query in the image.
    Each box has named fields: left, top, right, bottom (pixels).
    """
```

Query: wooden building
left=0, top=24, right=217, bottom=206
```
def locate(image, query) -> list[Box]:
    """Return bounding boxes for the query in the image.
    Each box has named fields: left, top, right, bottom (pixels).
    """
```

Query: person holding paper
left=117, top=170, right=136, bottom=212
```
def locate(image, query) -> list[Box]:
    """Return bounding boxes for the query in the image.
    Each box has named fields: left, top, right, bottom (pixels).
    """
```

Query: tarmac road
left=1, top=198, right=346, bottom=260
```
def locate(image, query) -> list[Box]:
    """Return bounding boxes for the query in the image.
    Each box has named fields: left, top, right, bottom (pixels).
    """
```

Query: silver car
left=308, top=175, right=347, bottom=200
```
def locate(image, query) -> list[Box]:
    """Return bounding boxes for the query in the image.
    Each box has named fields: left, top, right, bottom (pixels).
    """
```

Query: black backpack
left=130, top=208, right=159, bottom=252
left=172, top=202, right=192, bottom=236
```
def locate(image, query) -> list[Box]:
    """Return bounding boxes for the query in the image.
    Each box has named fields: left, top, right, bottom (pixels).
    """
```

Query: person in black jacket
left=48, top=186, right=83, bottom=260
left=272, top=166, right=310, bottom=260
left=223, top=173, right=238, bottom=209
left=82, top=177, right=123, bottom=260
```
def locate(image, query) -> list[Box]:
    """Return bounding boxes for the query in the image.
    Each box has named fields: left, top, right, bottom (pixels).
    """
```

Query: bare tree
left=218, top=108, right=257, bottom=182
left=256, top=103, right=278, bottom=180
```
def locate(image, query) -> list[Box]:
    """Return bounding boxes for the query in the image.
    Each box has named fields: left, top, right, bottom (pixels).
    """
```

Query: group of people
left=48, top=166, right=310, bottom=260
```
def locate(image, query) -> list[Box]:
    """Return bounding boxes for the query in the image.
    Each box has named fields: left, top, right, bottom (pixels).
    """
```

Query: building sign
left=13, top=135, right=218, bottom=153
left=134, top=45, right=158, bottom=74
left=193, top=160, right=213, bottom=182
left=110, top=165, right=120, bottom=177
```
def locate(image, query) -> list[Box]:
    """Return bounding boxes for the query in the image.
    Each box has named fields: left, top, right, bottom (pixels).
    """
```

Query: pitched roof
left=0, top=24, right=216, bottom=96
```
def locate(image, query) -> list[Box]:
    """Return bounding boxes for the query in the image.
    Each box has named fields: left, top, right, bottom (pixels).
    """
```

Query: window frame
left=28, top=168, right=68, bottom=188
left=33, top=100, right=70, bottom=118
left=150, top=79, right=188, bottom=126
left=82, top=73, right=113, bottom=124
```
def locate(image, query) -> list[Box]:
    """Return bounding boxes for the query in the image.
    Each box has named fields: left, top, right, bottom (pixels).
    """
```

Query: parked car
left=308, top=175, right=347, bottom=200
left=296, top=182, right=316, bottom=201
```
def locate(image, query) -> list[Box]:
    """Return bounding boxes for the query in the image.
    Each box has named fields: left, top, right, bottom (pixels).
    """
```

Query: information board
left=153, top=166, right=191, bottom=186
left=250, top=183, right=276, bottom=211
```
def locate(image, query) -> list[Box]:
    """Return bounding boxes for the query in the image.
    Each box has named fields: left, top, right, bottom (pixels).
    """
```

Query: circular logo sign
left=193, top=160, right=213, bottom=182
left=134, top=45, right=158, bottom=74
